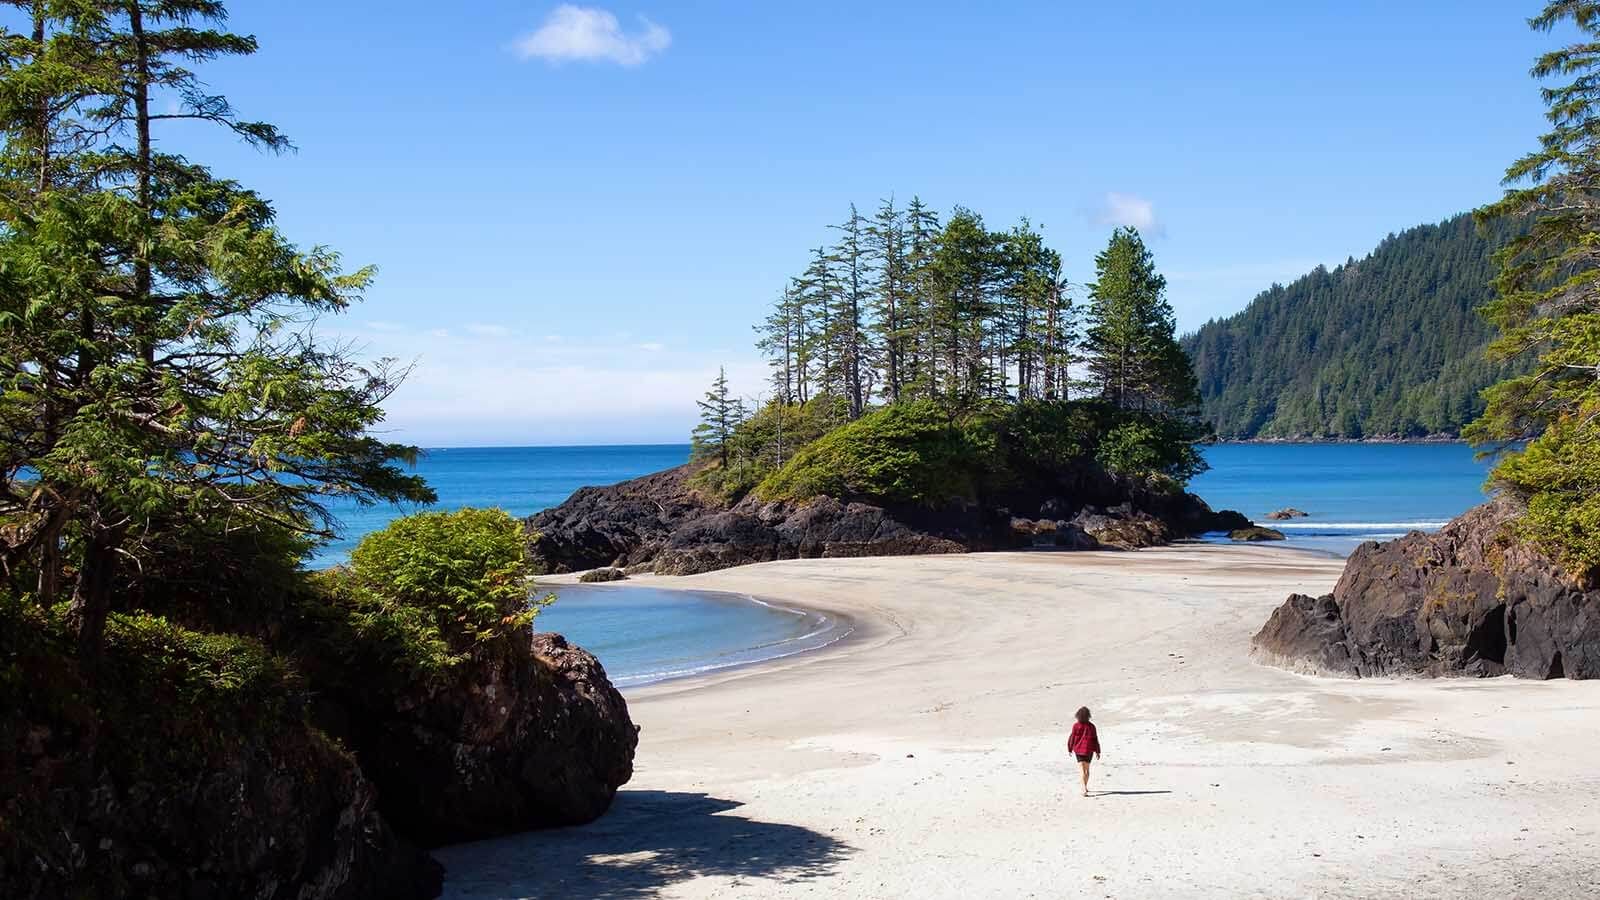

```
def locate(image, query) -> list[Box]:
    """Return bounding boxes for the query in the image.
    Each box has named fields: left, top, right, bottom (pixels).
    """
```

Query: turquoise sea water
left=317, top=441, right=1492, bottom=686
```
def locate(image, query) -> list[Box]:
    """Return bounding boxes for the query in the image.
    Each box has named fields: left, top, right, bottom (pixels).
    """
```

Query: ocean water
left=1188, top=443, right=1494, bottom=555
left=315, top=441, right=1492, bottom=686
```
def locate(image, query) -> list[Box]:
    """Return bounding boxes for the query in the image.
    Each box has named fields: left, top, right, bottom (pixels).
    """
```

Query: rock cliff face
left=1253, top=500, right=1600, bottom=679
left=528, top=463, right=1251, bottom=576
left=304, top=624, right=638, bottom=848
left=0, top=621, right=442, bottom=900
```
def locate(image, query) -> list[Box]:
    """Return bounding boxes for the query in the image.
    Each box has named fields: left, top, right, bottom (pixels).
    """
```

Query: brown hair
left=1075, top=706, right=1091, bottom=723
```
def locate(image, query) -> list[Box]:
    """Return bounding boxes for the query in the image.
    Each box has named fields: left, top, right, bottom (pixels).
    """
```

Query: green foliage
left=690, top=395, right=842, bottom=500
left=755, top=398, right=1206, bottom=507
left=0, top=2, right=433, bottom=656
left=315, top=508, right=545, bottom=677
left=1084, top=227, right=1197, bottom=411
left=1493, top=415, right=1600, bottom=573
left=1183, top=213, right=1527, bottom=439
left=757, top=401, right=979, bottom=505
left=1468, top=3, right=1600, bottom=576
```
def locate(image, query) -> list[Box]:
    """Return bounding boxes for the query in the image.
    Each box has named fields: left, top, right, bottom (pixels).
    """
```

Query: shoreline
left=444, top=545, right=1600, bottom=898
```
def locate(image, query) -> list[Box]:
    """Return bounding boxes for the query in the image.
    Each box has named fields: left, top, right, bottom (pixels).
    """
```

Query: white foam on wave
left=1268, top=521, right=1448, bottom=531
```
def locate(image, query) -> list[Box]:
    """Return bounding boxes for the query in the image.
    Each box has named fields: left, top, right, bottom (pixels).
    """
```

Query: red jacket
left=1068, top=721, right=1100, bottom=755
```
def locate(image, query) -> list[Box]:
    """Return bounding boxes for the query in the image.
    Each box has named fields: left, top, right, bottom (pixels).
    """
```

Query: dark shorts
left=1075, top=753, right=1093, bottom=763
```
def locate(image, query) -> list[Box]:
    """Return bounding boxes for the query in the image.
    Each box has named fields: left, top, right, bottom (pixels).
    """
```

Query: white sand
left=438, top=546, right=1600, bottom=899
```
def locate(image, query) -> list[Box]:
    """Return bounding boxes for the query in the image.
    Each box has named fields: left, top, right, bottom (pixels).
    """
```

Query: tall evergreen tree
left=692, top=367, right=744, bottom=466
left=1084, top=227, right=1194, bottom=411
left=1468, top=0, right=1600, bottom=573
left=0, top=1, right=432, bottom=657
left=867, top=196, right=909, bottom=403
left=829, top=204, right=870, bottom=417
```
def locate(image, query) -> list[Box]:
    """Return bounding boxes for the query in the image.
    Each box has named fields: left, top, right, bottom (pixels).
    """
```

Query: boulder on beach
left=578, top=567, right=628, bottom=583
left=310, top=625, right=639, bottom=848
left=1252, top=500, right=1600, bottom=679
left=1265, top=508, right=1309, bottom=520
left=1230, top=526, right=1287, bottom=542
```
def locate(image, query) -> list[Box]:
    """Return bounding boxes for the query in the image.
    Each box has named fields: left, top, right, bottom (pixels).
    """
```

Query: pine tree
left=867, top=196, right=909, bottom=403
left=692, top=367, right=744, bottom=466
left=1467, top=0, right=1600, bottom=573
left=1084, top=227, right=1194, bottom=411
left=0, top=2, right=433, bottom=657
left=829, top=204, right=871, bottom=418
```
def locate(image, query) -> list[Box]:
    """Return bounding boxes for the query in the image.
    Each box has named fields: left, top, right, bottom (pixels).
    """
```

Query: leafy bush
left=756, top=400, right=982, bottom=505
left=755, top=398, right=1208, bottom=507
left=1492, top=414, right=1600, bottom=576
left=314, top=508, right=547, bottom=676
left=691, top=396, right=843, bottom=500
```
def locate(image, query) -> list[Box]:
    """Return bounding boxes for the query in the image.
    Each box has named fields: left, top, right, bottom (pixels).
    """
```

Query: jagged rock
left=1071, top=504, right=1172, bottom=549
left=527, top=464, right=723, bottom=574
left=578, top=567, right=627, bottom=583
left=1253, top=500, right=1600, bottom=679
left=1230, top=526, right=1287, bottom=542
left=317, top=627, right=638, bottom=847
left=1266, top=508, right=1309, bottom=520
left=527, top=462, right=1253, bottom=575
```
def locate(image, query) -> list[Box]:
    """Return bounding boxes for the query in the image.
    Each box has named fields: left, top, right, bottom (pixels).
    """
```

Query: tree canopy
left=1182, top=213, right=1526, bottom=439
left=0, top=1, right=433, bottom=656
left=1469, top=1, right=1600, bottom=575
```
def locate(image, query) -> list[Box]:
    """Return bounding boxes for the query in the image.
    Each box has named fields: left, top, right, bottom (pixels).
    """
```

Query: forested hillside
left=1182, top=214, right=1523, bottom=439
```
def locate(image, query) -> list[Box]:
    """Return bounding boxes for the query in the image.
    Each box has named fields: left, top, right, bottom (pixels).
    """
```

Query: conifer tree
left=867, top=196, right=909, bottom=403
left=0, top=2, right=433, bottom=656
left=829, top=204, right=870, bottom=418
left=1468, top=0, right=1600, bottom=573
left=1083, top=227, right=1195, bottom=411
left=692, top=367, right=744, bottom=466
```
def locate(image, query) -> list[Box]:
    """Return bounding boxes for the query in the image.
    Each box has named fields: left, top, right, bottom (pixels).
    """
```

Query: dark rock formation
left=1265, top=508, right=1309, bottom=520
left=0, top=621, right=441, bottom=900
left=527, top=464, right=726, bottom=573
left=1253, top=500, right=1600, bottom=679
left=529, top=462, right=1253, bottom=575
left=578, top=567, right=627, bottom=583
left=1230, top=526, right=1287, bottom=542
left=311, top=628, right=638, bottom=848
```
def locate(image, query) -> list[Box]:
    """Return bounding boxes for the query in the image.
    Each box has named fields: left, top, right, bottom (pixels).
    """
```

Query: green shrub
left=1492, top=414, right=1600, bottom=576
left=313, top=508, right=547, bottom=676
left=691, top=396, right=843, bottom=500
left=756, top=400, right=981, bottom=505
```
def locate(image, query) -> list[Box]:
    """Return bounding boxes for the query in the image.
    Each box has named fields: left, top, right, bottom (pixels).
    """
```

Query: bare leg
left=1079, top=760, right=1091, bottom=796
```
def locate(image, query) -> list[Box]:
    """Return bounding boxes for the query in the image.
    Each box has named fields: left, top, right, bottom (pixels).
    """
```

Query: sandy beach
left=438, top=545, right=1600, bottom=899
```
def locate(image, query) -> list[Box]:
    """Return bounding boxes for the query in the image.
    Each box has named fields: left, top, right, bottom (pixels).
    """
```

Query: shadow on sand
left=434, top=790, right=852, bottom=899
left=1091, top=790, right=1172, bottom=797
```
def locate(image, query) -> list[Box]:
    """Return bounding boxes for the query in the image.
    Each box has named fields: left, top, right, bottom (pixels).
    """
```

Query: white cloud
left=1092, top=192, right=1161, bottom=234
left=515, top=5, right=671, bottom=67
left=636, top=341, right=665, bottom=352
left=319, top=321, right=760, bottom=445
left=464, top=323, right=513, bottom=338
left=366, top=320, right=406, bottom=333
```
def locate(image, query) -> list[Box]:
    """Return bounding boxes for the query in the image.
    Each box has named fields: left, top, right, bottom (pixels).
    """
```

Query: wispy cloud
left=515, top=5, right=671, bottom=67
left=1091, top=192, right=1161, bottom=235
left=464, top=323, right=513, bottom=338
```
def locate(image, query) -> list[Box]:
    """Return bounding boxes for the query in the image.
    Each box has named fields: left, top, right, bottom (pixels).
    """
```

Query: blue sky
left=160, top=2, right=1558, bottom=445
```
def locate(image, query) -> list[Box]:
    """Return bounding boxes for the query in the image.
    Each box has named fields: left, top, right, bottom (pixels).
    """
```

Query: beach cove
left=438, top=545, right=1600, bottom=899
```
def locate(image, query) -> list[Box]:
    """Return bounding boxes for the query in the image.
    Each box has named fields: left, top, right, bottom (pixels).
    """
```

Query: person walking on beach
left=1068, top=706, right=1101, bottom=797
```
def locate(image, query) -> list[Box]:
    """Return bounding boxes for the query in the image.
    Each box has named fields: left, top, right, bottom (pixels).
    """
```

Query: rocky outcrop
left=1230, top=526, right=1286, bottom=542
left=578, top=567, right=627, bottom=583
left=1265, top=508, right=1309, bottom=520
left=529, top=463, right=1253, bottom=575
left=1253, top=500, right=1600, bottom=679
left=312, top=627, right=638, bottom=848
left=527, top=464, right=725, bottom=573
left=0, top=618, right=442, bottom=900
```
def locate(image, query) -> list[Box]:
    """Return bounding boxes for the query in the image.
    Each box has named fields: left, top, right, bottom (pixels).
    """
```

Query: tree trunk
left=68, top=528, right=124, bottom=661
